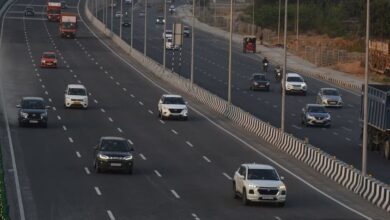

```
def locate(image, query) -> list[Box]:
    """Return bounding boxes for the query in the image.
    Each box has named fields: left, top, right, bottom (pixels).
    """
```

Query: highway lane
left=0, top=0, right=387, bottom=219
left=101, top=0, right=389, bottom=181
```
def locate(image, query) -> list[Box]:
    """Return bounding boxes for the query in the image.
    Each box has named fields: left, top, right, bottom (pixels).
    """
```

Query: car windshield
left=253, top=75, right=266, bottom=81
left=164, top=97, right=185, bottom=104
left=48, top=9, right=60, bottom=14
left=43, top=53, right=56, bottom=59
left=287, top=76, right=303, bottom=82
left=247, top=169, right=279, bottom=180
left=100, top=139, right=130, bottom=152
left=323, top=89, right=339, bottom=96
left=68, top=88, right=86, bottom=96
left=308, top=106, right=327, bottom=113
left=22, top=99, right=44, bottom=109
left=25, top=7, right=34, bottom=11
left=62, top=22, right=76, bottom=29
left=166, top=30, right=172, bottom=34
left=158, top=16, right=163, bottom=19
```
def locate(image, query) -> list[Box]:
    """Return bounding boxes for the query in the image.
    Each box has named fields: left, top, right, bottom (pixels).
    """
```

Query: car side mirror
left=280, top=176, right=285, bottom=180
left=16, top=104, right=21, bottom=108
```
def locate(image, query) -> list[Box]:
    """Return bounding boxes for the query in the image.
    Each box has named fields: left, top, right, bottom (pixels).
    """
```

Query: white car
left=162, top=30, right=173, bottom=39
left=158, top=94, right=188, bottom=120
left=165, top=37, right=178, bottom=50
left=115, top=11, right=122, bottom=18
left=64, top=84, right=88, bottom=109
left=169, top=5, right=175, bottom=13
left=284, top=73, right=307, bottom=95
left=233, top=163, right=286, bottom=206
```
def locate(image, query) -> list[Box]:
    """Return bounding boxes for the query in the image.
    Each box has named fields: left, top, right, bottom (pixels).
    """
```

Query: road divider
left=84, top=0, right=389, bottom=212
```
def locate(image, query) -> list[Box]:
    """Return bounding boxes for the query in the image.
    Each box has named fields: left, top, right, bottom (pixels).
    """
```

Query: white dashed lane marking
left=191, top=213, right=200, bottom=220
left=154, top=170, right=162, bottom=177
left=108, top=117, right=113, bottom=122
left=292, top=125, right=302, bottom=130
left=94, top=99, right=98, bottom=104
left=52, top=107, right=56, bottom=111
left=100, top=108, right=106, bottom=113
left=68, top=137, right=74, bottom=143
left=117, top=128, right=123, bottom=133
left=139, top=153, right=147, bottom=160
left=130, top=94, right=135, bottom=98
left=186, top=141, right=193, bottom=147
left=75, top=151, right=81, bottom=158
left=122, top=88, right=127, bottom=91
left=138, top=101, right=144, bottom=106
left=171, top=129, right=178, bottom=135
left=107, top=210, right=115, bottom=220
left=94, top=187, right=102, bottom=196
left=202, top=156, right=211, bottom=163
left=345, top=137, right=352, bottom=142
left=159, top=120, right=165, bottom=124
left=62, top=125, right=67, bottom=131
left=170, top=190, right=180, bottom=199
left=223, top=172, right=232, bottom=180
left=127, top=139, right=134, bottom=145
left=57, top=115, right=62, bottom=120
left=342, top=126, right=352, bottom=132
left=84, top=167, right=91, bottom=175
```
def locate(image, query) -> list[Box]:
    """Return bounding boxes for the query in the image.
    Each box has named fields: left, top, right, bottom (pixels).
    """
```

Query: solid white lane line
left=107, top=210, right=115, bottom=220
left=68, top=137, right=74, bottom=143
left=345, top=137, right=352, bottom=142
left=159, top=120, right=165, bottom=124
left=223, top=172, right=232, bottom=180
left=75, top=151, right=81, bottom=158
left=139, top=153, right=147, bottom=160
left=57, top=115, right=62, bottom=120
left=170, top=189, right=180, bottom=199
left=94, top=187, right=102, bottom=196
left=62, top=125, right=67, bottom=131
left=108, top=117, right=113, bottom=122
left=117, top=128, right=123, bottom=133
left=84, top=167, right=90, bottom=175
left=138, top=101, right=144, bottom=106
left=127, top=139, right=134, bottom=145
left=52, top=107, right=56, bottom=111
left=148, top=110, right=153, bottom=114
left=171, top=129, right=178, bottom=135
left=186, top=141, right=194, bottom=147
left=100, top=108, right=105, bottom=113
left=154, top=170, right=162, bottom=177
left=202, top=156, right=211, bottom=163
left=122, top=88, right=127, bottom=91
left=94, top=99, right=98, bottom=104
left=342, top=126, right=352, bottom=132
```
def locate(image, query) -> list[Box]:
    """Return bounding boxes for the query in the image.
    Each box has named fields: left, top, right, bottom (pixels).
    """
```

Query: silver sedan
left=316, top=88, right=343, bottom=108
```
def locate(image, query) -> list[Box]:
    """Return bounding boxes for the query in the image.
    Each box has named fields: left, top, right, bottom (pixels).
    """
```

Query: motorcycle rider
left=262, top=57, right=269, bottom=72
left=274, top=65, right=282, bottom=81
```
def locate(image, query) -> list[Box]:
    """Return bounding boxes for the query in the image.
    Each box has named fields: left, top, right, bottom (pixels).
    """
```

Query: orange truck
left=59, top=13, right=77, bottom=38
left=47, top=2, right=61, bottom=21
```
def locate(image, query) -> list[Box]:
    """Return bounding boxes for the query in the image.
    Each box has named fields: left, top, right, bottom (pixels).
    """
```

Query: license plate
left=261, top=196, right=274, bottom=200
left=110, top=163, right=122, bottom=167
left=74, top=101, right=80, bottom=104
left=29, top=120, right=38, bottom=123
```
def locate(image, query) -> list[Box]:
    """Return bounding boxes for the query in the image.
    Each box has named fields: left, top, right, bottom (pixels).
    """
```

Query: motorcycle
left=274, top=67, right=282, bottom=81
left=263, top=62, right=269, bottom=72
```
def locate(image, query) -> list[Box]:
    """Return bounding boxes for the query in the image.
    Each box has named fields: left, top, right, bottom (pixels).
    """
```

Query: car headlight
left=266, top=82, right=270, bottom=86
left=279, top=185, right=286, bottom=191
left=254, top=82, right=258, bottom=86
left=21, top=112, right=28, bottom=118
left=286, top=84, right=292, bottom=89
left=307, top=114, right=315, bottom=119
left=302, top=85, right=307, bottom=90
left=42, top=60, right=46, bottom=63
left=325, top=115, right=331, bottom=120
left=247, top=184, right=257, bottom=189
left=123, top=155, right=133, bottom=160
left=53, top=60, right=57, bottom=63
left=83, top=97, right=88, bottom=102
left=40, top=112, right=47, bottom=119
left=162, top=106, right=169, bottom=111
left=322, top=99, right=327, bottom=104
left=98, top=154, right=109, bottom=160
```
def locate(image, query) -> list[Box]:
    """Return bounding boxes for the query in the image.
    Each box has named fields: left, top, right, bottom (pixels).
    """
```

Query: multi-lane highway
left=0, top=0, right=388, bottom=219
left=98, top=0, right=389, bottom=182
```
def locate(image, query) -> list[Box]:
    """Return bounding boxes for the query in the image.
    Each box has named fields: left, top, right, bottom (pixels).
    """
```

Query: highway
left=0, top=0, right=388, bottom=219
left=98, top=0, right=389, bottom=182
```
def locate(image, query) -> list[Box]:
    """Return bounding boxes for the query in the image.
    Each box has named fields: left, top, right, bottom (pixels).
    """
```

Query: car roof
left=162, top=94, right=182, bottom=98
left=286, top=73, right=302, bottom=77
left=22, top=97, right=44, bottom=101
left=242, top=163, right=275, bottom=170
left=100, top=136, right=127, bottom=141
left=43, top=51, right=55, bottom=55
left=67, top=84, right=86, bottom=89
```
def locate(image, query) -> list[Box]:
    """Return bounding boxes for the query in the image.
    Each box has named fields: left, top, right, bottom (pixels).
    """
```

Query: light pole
left=131, top=0, right=134, bottom=48
left=110, top=0, right=113, bottom=31
left=119, top=0, right=123, bottom=38
left=278, top=0, right=281, bottom=44
left=191, top=0, right=195, bottom=84
left=296, top=0, right=299, bottom=51
left=163, top=0, right=167, bottom=72
left=281, top=0, right=288, bottom=132
left=362, top=0, right=370, bottom=176
left=144, top=0, right=147, bottom=56
left=252, top=0, right=255, bottom=35
left=227, top=0, right=233, bottom=104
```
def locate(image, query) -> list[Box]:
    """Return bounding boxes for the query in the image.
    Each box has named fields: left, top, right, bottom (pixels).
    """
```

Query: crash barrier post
left=85, top=0, right=389, bottom=212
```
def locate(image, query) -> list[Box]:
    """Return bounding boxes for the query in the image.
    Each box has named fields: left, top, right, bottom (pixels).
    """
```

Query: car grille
left=169, top=109, right=182, bottom=113
left=258, top=188, right=279, bottom=195
left=293, top=85, right=301, bottom=88
left=28, top=113, right=41, bottom=119
left=315, top=116, right=324, bottom=120
left=71, top=99, right=83, bottom=101
left=327, top=100, right=338, bottom=105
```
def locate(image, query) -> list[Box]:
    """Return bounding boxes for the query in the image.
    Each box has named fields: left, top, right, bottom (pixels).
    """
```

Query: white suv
left=284, top=73, right=307, bottom=95
left=158, top=94, right=188, bottom=120
left=64, top=84, right=88, bottom=109
left=233, top=163, right=286, bottom=206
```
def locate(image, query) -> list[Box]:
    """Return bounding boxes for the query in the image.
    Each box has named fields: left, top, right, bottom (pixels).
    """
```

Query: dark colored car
left=24, top=7, right=35, bottom=16
left=156, top=16, right=164, bottom=24
left=93, top=137, right=134, bottom=174
left=17, top=97, right=49, bottom=127
left=183, top=26, right=190, bottom=37
left=250, top=73, right=270, bottom=91
left=122, top=20, right=130, bottom=27
left=301, top=104, right=331, bottom=127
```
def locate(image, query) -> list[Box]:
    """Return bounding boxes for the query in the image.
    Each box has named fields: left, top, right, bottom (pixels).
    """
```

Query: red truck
left=47, top=2, right=61, bottom=21
left=59, top=13, right=77, bottom=38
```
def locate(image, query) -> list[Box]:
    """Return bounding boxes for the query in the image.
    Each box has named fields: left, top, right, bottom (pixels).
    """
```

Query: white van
left=64, top=84, right=88, bottom=109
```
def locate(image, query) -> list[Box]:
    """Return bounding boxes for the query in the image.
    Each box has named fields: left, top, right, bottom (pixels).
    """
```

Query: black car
left=183, top=26, right=190, bottom=37
left=17, top=97, right=49, bottom=127
left=24, top=7, right=35, bottom=16
left=156, top=16, right=164, bottom=24
left=122, top=20, right=130, bottom=27
left=93, top=137, right=134, bottom=174
left=301, top=104, right=331, bottom=127
left=250, top=73, right=270, bottom=91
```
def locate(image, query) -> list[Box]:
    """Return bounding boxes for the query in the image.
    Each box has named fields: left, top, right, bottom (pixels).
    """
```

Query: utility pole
left=191, top=0, right=195, bottom=84
left=252, top=0, right=255, bottom=35
left=296, top=0, right=299, bottom=51
left=362, top=0, right=370, bottom=176
left=227, top=0, right=233, bottom=104
left=131, top=0, right=134, bottom=48
left=110, top=0, right=113, bottom=31
left=119, top=0, right=123, bottom=38
left=163, top=0, right=167, bottom=72
left=278, top=0, right=281, bottom=44
left=144, top=0, right=147, bottom=56
left=281, top=0, right=288, bottom=131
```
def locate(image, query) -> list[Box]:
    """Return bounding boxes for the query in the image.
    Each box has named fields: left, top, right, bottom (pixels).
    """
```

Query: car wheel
left=278, top=202, right=286, bottom=207
left=242, top=188, right=249, bottom=205
left=233, top=182, right=239, bottom=199
left=42, top=123, right=48, bottom=128
left=127, top=167, right=133, bottom=174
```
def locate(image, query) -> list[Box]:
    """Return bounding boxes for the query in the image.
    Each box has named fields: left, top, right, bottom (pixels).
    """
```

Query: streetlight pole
left=252, top=0, right=254, bottom=35
left=296, top=0, right=299, bottom=51
left=119, top=0, right=123, bottom=38
left=144, top=0, right=147, bottom=56
left=281, top=0, right=288, bottom=132
left=191, top=0, right=195, bottom=84
left=362, top=0, right=370, bottom=176
left=163, top=0, right=167, bottom=72
left=131, top=0, right=134, bottom=48
left=110, top=0, right=113, bottom=31
left=278, top=0, right=281, bottom=44
left=227, top=0, right=233, bottom=104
